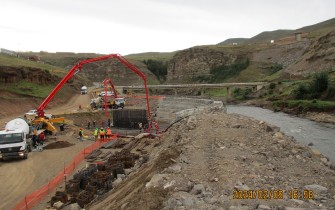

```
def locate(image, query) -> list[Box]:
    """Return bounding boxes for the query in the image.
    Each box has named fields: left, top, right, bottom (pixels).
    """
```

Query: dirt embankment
left=89, top=110, right=335, bottom=210
left=0, top=91, right=42, bottom=119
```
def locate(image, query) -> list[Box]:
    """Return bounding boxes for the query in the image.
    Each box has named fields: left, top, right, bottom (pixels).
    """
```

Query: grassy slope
left=218, top=38, right=249, bottom=45
left=273, top=100, right=335, bottom=112
left=0, top=54, right=64, bottom=71
left=245, top=29, right=294, bottom=44
left=0, top=54, right=79, bottom=98
left=224, top=62, right=272, bottom=82
left=125, top=52, right=177, bottom=62
left=2, top=81, right=55, bottom=98
left=298, top=17, right=335, bottom=34
left=20, top=52, right=102, bottom=68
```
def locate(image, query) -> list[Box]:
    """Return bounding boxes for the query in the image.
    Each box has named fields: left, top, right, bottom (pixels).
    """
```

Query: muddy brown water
left=228, top=105, right=335, bottom=161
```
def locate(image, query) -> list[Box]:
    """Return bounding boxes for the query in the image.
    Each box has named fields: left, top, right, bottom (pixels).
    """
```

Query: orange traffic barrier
left=13, top=135, right=118, bottom=210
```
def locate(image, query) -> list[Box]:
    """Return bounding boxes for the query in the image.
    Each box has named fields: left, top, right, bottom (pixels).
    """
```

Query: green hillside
left=0, top=54, right=65, bottom=72
left=245, top=29, right=293, bottom=44
left=125, top=52, right=177, bottom=62
left=218, top=38, right=249, bottom=45
left=298, top=17, right=335, bottom=33
left=21, top=52, right=103, bottom=69
left=0, top=54, right=85, bottom=98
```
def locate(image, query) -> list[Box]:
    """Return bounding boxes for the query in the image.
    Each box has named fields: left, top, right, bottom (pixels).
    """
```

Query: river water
left=227, top=105, right=335, bottom=162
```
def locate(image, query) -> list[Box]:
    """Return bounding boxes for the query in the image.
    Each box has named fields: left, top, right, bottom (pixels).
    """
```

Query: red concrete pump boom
left=102, top=78, right=118, bottom=117
left=103, top=78, right=118, bottom=98
left=37, top=54, right=151, bottom=119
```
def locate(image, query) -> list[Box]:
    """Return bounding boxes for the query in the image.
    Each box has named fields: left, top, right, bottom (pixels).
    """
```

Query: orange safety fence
left=13, top=135, right=118, bottom=210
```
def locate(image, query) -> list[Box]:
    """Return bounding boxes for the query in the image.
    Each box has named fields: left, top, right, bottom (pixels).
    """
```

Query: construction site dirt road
left=0, top=92, right=93, bottom=210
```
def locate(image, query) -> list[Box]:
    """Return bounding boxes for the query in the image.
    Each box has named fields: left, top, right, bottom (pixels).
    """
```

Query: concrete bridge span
left=118, top=82, right=267, bottom=97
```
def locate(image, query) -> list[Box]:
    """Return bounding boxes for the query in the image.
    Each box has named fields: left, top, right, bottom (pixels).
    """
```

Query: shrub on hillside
left=233, top=87, right=252, bottom=99
left=143, top=59, right=167, bottom=82
left=269, top=63, right=283, bottom=75
left=310, top=72, right=329, bottom=98
left=209, top=58, right=250, bottom=83
left=327, top=83, right=335, bottom=98
left=269, top=82, right=276, bottom=89
left=293, top=72, right=334, bottom=99
left=294, top=84, right=309, bottom=99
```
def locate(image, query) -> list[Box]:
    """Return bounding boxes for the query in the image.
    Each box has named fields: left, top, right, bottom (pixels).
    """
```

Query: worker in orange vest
left=106, top=127, right=112, bottom=139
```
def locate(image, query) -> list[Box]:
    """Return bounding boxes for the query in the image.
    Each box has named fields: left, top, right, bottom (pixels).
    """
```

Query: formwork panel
left=112, top=109, right=148, bottom=128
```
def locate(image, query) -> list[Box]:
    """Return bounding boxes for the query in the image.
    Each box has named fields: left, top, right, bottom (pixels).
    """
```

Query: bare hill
left=284, top=29, right=335, bottom=76
left=218, top=17, right=335, bottom=45
left=216, top=38, right=248, bottom=45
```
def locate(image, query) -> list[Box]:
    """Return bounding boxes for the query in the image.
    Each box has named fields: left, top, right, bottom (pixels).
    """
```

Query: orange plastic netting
left=13, top=135, right=117, bottom=210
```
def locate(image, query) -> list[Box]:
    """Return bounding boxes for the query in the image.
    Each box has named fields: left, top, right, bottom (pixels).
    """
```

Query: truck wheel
left=23, top=152, right=28, bottom=159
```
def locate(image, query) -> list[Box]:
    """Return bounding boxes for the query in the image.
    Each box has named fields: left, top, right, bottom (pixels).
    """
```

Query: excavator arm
left=37, top=54, right=151, bottom=119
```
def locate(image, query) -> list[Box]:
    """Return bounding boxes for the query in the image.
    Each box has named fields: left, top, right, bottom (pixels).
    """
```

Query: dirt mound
left=44, top=141, right=75, bottom=149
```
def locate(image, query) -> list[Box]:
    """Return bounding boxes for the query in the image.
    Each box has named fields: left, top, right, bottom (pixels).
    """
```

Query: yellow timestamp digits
left=233, top=190, right=284, bottom=199
left=289, top=190, right=314, bottom=200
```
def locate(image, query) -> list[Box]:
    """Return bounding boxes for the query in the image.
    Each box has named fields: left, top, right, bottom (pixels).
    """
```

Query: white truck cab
left=0, top=118, right=32, bottom=160
left=81, top=86, right=88, bottom=94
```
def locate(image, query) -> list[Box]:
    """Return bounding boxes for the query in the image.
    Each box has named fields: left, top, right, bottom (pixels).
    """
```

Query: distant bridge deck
left=118, top=82, right=267, bottom=89
left=117, top=82, right=267, bottom=96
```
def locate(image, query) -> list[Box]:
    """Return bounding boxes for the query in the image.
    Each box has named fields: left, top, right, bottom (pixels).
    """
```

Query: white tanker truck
left=0, top=118, right=33, bottom=160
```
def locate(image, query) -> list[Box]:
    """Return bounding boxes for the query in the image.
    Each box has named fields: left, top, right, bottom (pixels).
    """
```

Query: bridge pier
left=200, top=88, right=205, bottom=96
left=227, top=87, right=232, bottom=98
left=257, top=85, right=264, bottom=91
left=174, top=88, right=178, bottom=95
left=252, top=86, right=257, bottom=92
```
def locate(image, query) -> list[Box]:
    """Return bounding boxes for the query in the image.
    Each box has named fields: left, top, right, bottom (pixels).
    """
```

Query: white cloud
left=0, top=0, right=334, bottom=55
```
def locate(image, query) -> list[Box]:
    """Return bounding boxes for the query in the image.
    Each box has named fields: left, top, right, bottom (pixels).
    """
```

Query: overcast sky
left=0, top=0, right=334, bottom=55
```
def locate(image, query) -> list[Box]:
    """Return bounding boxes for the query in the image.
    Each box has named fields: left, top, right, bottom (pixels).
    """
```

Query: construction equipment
left=80, top=86, right=88, bottom=94
left=30, top=117, right=65, bottom=133
left=24, top=109, right=64, bottom=133
left=90, top=97, right=125, bottom=110
left=0, top=118, right=32, bottom=160
left=34, top=54, right=151, bottom=128
left=102, top=78, right=118, bottom=98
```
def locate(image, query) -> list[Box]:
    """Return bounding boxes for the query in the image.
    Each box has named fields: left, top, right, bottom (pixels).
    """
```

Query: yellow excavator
left=30, top=117, right=65, bottom=133
left=25, top=110, right=65, bottom=133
